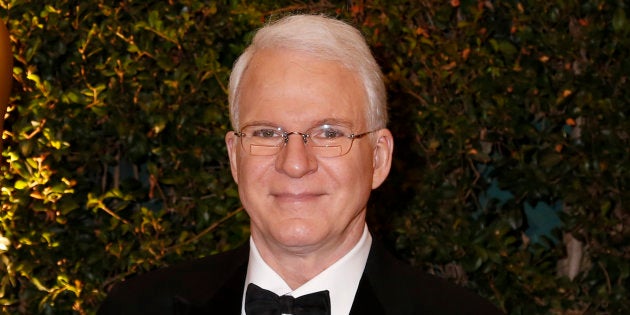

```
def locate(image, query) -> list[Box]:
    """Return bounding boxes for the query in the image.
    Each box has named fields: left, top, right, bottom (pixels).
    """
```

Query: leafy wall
left=1, top=0, right=628, bottom=314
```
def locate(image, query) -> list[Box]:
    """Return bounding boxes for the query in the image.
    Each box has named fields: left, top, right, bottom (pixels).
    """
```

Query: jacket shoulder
left=97, top=244, right=249, bottom=315
left=365, top=240, right=503, bottom=315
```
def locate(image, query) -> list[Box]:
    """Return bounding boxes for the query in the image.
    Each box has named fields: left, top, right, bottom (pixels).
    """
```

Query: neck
left=253, top=222, right=366, bottom=290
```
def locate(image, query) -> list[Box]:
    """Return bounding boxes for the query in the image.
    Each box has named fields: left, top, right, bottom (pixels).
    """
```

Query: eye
left=323, top=129, right=340, bottom=139
left=312, top=125, right=349, bottom=140
left=251, top=128, right=281, bottom=138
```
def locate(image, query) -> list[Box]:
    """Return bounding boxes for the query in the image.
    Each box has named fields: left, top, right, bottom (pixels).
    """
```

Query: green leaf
left=14, top=180, right=29, bottom=189
left=613, top=8, right=628, bottom=33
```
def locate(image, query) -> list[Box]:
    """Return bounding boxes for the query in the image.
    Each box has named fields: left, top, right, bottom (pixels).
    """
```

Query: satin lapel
left=349, top=271, right=386, bottom=315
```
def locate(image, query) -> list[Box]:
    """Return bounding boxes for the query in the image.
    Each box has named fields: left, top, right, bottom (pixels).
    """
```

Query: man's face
left=226, top=49, right=392, bottom=254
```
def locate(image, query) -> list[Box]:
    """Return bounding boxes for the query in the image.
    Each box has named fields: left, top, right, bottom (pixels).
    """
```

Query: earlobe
left=371, top=129, right=394, bottom=189
left=225, top=132, right=240, bottom=185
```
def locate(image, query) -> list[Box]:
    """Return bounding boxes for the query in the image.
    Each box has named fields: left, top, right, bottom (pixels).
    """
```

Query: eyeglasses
left=234, top=124, right=377, bottom=157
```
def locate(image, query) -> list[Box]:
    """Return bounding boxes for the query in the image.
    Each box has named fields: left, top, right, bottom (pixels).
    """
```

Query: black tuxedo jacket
left=98, top=241, right=503, bottom=314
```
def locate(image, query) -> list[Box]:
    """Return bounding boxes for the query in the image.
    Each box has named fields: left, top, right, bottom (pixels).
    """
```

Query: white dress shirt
left=241, top=225, right=372, bottom=315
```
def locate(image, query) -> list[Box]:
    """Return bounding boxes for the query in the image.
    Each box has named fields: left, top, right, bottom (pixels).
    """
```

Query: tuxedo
left=98, top=241, right=503, bottom=315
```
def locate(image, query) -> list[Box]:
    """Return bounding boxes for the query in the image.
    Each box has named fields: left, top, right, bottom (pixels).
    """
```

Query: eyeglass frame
left=233, top=123, right=379, bottom=157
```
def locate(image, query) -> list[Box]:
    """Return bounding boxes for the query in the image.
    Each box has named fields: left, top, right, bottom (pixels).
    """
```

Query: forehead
left=237, top=49, right=368, bottom=129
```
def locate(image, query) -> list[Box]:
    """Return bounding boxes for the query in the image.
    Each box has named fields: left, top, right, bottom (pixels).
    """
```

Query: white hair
left=228, top=14, right=387, bottom=131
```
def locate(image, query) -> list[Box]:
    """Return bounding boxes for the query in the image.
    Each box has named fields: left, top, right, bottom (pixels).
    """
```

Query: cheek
left=237, top=155, right=273, bottom=180
left=325, top=155, right=374, bottom=191
left=236, top=157, right=273, bottom=202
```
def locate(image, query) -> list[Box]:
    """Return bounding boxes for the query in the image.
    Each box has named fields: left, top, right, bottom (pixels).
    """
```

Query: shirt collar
left=242, top=225, right=372, bottom=315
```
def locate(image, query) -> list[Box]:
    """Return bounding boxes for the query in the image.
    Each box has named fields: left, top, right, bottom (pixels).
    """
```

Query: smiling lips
left=271, top=192, right=326, bottom=202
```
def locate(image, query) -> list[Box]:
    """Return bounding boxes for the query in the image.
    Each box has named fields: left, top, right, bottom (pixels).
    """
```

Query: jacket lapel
left=349, top=271, right=387, bottom=315
left=195, top=261, right=247, bottom=314
left=174, top=246, right=249, bottom=315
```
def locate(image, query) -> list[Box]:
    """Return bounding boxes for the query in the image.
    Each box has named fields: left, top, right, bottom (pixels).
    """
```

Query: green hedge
left=1, top=1, right=628, bottom=314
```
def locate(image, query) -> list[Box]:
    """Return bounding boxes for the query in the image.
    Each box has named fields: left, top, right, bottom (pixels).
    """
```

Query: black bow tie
left=245, top=283, right=331, bottom=315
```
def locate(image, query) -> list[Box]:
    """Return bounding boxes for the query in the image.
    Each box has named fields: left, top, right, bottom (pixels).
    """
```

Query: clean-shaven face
left=226, top=48, right=392, bottom=255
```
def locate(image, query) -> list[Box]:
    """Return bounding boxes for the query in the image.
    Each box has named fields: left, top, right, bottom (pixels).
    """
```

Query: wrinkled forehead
left=235, top=49, right=370, bottom=129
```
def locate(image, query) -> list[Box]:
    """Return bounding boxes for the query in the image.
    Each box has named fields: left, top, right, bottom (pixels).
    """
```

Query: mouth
left=271, top=192, right=326, bottom=202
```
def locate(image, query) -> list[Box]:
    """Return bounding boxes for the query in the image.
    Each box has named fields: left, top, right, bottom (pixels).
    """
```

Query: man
left=98, top=14, right=503, bottom=315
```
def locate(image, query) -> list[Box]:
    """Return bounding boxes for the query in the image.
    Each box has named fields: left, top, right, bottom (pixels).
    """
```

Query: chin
left=273, top=221, right=325, bottom=248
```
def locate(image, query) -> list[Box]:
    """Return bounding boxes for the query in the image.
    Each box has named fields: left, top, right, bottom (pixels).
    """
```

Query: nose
left=275, top=133, right=318, bottom=178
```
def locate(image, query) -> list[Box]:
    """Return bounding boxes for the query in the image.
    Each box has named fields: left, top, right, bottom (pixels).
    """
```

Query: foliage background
left=0, top=0, right=628, bottom=314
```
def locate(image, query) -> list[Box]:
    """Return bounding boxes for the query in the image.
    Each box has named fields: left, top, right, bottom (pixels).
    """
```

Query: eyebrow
left=312, top=118, right=354, bottom=128
left=240, top=120, right=280, bottom=128
left=241, top=118, right=355, bottom=130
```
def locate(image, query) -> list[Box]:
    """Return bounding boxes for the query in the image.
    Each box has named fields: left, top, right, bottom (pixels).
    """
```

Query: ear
left=371, top=128, right=394, bottom=189
left=225, top=131, right=239, bottom=185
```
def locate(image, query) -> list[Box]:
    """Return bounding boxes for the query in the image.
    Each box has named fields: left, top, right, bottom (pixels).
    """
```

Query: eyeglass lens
left=237, top=124, right=365, bottom=157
